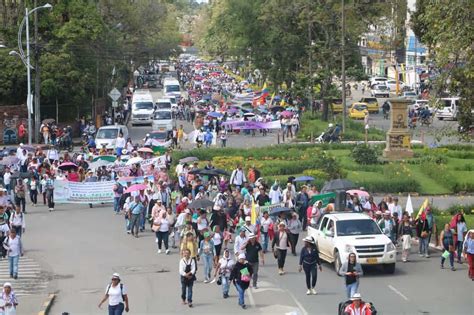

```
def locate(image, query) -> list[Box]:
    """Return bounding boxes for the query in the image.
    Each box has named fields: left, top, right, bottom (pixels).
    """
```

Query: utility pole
left=341, top=0, right=346, bottom=132
left=34, top=0, right=41, bottom=143
left=308, top=20, right=313, bottom=114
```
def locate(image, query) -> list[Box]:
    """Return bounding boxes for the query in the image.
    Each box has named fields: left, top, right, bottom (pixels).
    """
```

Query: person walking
left=3, top=229, right=23, bottom=280
left=439, top=223, right=456, bottom=271
left=44, top=175, right=55, bottom=212
left=28, top=177, right=38, bottom=207
left=398, top=213, right=413, bottom=262
left=463, top=230, right=474, bottom=281
left=9, top=206, right=25, bottom=237
left=13, top=180, right=26, bottom=214
left=98, top=273, right=129, bottom=315
left=260, top=211, right=273, bottom=253
left=416, top=215, right=430, bottom=258
left=242, top=233, right=264, bottom=289
left=343, top=293, right=373, bottom=315
left=299, top=236, right=322, bottom=295
left=287, top=212, right=302, bottom=256
left=153, top=211, right=171, bottom=254
left=230, top=253, right=253, bottom=309
left=215, top=248, right=235, bottom=298
left=128, top=195, right=144, bottom=238
left=1, top=282, right=18, bottom=315
left=199, top=232, right=215, bottom=283
left=272, top=222, right=289, bottom=275
left=179, top=249, right=196, bottom=307
left=338, top=253, right=363, bottom=299
left=455, top=214, right=467, bottom=264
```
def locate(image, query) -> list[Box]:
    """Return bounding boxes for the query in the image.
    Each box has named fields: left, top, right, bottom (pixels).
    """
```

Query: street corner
left=38, top=293, right=56, bottom=315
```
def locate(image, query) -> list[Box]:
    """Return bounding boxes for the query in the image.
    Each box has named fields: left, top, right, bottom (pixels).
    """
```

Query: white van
left=155, top=98, right=172, bottom=110
left=95, top=125, right=129, bottom=149
left=436, top=97, right=460, bottom=120
left=152, top=109, right=174, bottom=132
left=131, top=90, right=154, bottom=125
left=163, top=78, right=181, bottom=100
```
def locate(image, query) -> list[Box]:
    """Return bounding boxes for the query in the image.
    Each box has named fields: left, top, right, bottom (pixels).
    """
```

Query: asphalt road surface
left=21, top=201, right=474, bottom=315
left=345, top=88, right=462, bottom=145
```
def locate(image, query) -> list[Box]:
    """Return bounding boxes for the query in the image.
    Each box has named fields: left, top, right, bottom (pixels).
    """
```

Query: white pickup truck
left=308, top=212, right=396, bottom=274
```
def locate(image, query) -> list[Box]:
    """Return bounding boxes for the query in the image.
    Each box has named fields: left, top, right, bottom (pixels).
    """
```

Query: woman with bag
left=299, top=236, right=322, bottom=295
left=2, top=282, right=18, bottom=315
left=338, top=253, right=363, bottom=299
left=230, top=253, right=253, bottom=309
left=416, top=215, right=430, bottom=257
left=179, top=249, right=196, bottom=308
left=214, top=248, right=235, bottom=298
left=398, top=213, right=413, bottom=262
left=272, top=222, right=290, bottom=275
left=98, top=273, right=129, bottom=315
left=439, top=223, right=456, bottom=271
left=153, top=211, right=171, bottom=254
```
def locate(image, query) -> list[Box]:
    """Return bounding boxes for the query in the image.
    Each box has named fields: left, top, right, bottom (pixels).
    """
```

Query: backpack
left=106, top=283, right=125, bottom=301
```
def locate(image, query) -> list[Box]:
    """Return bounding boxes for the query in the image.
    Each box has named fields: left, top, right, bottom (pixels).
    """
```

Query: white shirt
left=261, top=217, right=273, bottom=233
left=106, top=283, right=127, bottom=306
left=234, top=235, right=248, bottom=255
left=159, top=218, right=170, bottom=232
left=116, top=137, right=126, bottom=149
left=179, top=258, right=196, bottom=276
left=218, top=257, right=235, bottom=277
left=269, top=189, right=282, bottom=204
left=390, top=204, right=402, bottom=218
left=9, top=212, right=25, bottom=228
left=213, top=232, right=222, bottom=246
left=0, top=223, right=10, bottom=234
left=4, top=235, right=22, bottom=257
left=3, top=172, right=11, bottom=186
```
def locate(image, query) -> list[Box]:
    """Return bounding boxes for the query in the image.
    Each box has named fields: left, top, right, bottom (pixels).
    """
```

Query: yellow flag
left=251, top=200, right=258, bottom=225
left=415, top=198, right=429, bottom=219
left=280, top=99, right=286, bottom=107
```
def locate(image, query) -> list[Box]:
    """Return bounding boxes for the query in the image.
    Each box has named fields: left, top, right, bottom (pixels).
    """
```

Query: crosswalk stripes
left=0, top=256, right=49, bottom=296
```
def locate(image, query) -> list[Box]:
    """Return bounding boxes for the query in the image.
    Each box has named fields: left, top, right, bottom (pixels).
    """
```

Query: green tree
left=412, top=0, right=473, bottom=132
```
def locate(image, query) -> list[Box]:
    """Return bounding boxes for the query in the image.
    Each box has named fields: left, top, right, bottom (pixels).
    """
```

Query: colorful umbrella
left=346, top=189, right=370, bottom=197
left=138, top=147, right=154, bottom=154
left=126, top=157, right=143, bottom=166
left=58, top=162, right=78, bottom=171
left=281, top=111, right=294, bottom=118
left=294, top=176, right=315, bottom=182
left=208, top=112, right=223, bottom=118
left=125, top=184, right=147, bottom=193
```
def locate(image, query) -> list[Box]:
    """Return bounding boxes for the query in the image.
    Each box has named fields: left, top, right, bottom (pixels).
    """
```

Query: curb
left=38, top=294, right=55, bottom=315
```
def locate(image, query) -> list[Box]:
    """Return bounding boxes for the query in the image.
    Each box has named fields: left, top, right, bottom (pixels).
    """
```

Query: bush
left=351, top=144, right=378, bottom=165
left=407, top=155, right=448, bottom=165
left=302, top=169, right=330, bottom=181
left=454, top=164, right=474, bottom=171
left=353, top=178, right=420, bottom=193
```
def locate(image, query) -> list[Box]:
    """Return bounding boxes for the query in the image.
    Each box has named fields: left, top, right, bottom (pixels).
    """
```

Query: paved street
left=21, top=202, right=473, bottom=314
left=345, top=88, right=462, bottom=145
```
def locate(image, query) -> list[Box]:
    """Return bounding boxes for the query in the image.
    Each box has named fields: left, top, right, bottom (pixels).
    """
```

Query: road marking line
left=286, top=289, right=309, bottom=315
left=388, top=285, right=409, bottom=301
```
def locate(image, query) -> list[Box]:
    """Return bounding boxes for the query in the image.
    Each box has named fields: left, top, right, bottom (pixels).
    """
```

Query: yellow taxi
left=330, top=98, right=343, bottom=113
left=349, top=103, right=369, bottom=119
left=359, top=97, right=379, bottom=113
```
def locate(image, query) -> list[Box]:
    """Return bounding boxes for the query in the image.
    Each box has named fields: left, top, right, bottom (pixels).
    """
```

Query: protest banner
left=310, top=192, right=336, bottom=207
left=222, top=120, right=281, bottom=130
left=117, top=175, right=154, bottom=185
left=54, top=180, right=115, bottom=204
left=259, top=202, right=285, bottom=214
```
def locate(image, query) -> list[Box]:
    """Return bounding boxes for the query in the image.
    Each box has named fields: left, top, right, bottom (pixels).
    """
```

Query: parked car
left=307, top=212, right=396, bottom=274
left=371, top=84, right=390, bottom=98
left=436, top=97, right=460, bottom=120
left=385, top=80, right=406, bottom=92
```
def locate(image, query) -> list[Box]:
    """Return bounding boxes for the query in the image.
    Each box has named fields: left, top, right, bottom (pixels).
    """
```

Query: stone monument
left=383, top=98, right=414, bottom=159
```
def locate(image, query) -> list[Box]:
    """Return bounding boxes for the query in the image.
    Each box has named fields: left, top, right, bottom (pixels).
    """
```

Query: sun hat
left=245, top=216, right=251, bottom=221
left=384, top=210, right=390, bottom=215
left=248, top=233, right=256, bottom=239
left=203, top=232, right=210, bottom=238
left=350, top=293, right=362, bottom=300
left=239, top=227, right=247, bottom=233
left=3, top=282, right=11, bottom=288
left=303, top=236, right=315, bottom=244
left=111, top=273, right=120, bottom=280
left=238, top=253, right=246, bottom=260
left=278, top=221, right=286, bottom=227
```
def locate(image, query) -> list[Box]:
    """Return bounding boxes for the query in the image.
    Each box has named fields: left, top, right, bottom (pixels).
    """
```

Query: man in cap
left=242, top=216, right=256, bottom=238
left=98, top=273, right=130, bottom=313
left=343, top=293, right=373, bottom=315
left=242, top=233, right=264, bottom=289
left=234, top=228, right=248, bottom=257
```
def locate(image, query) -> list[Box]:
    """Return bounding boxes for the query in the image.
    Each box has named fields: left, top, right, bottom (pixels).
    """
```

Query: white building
left=404, top=0, right=427, bottom=89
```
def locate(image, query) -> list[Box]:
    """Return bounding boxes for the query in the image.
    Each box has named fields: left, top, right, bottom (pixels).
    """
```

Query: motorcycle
left=57, top=135, right=73, bottom=152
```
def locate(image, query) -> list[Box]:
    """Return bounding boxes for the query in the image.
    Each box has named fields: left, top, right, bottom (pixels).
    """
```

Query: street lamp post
left=10, top=3, right=52, bottom=145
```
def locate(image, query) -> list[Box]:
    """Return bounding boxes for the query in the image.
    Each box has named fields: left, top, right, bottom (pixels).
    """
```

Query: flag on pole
left=251, top=200, right=258, bottom=225
left=415, top=198, right=429, bottom=220
left=405, top=194, right=414, bottom=216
